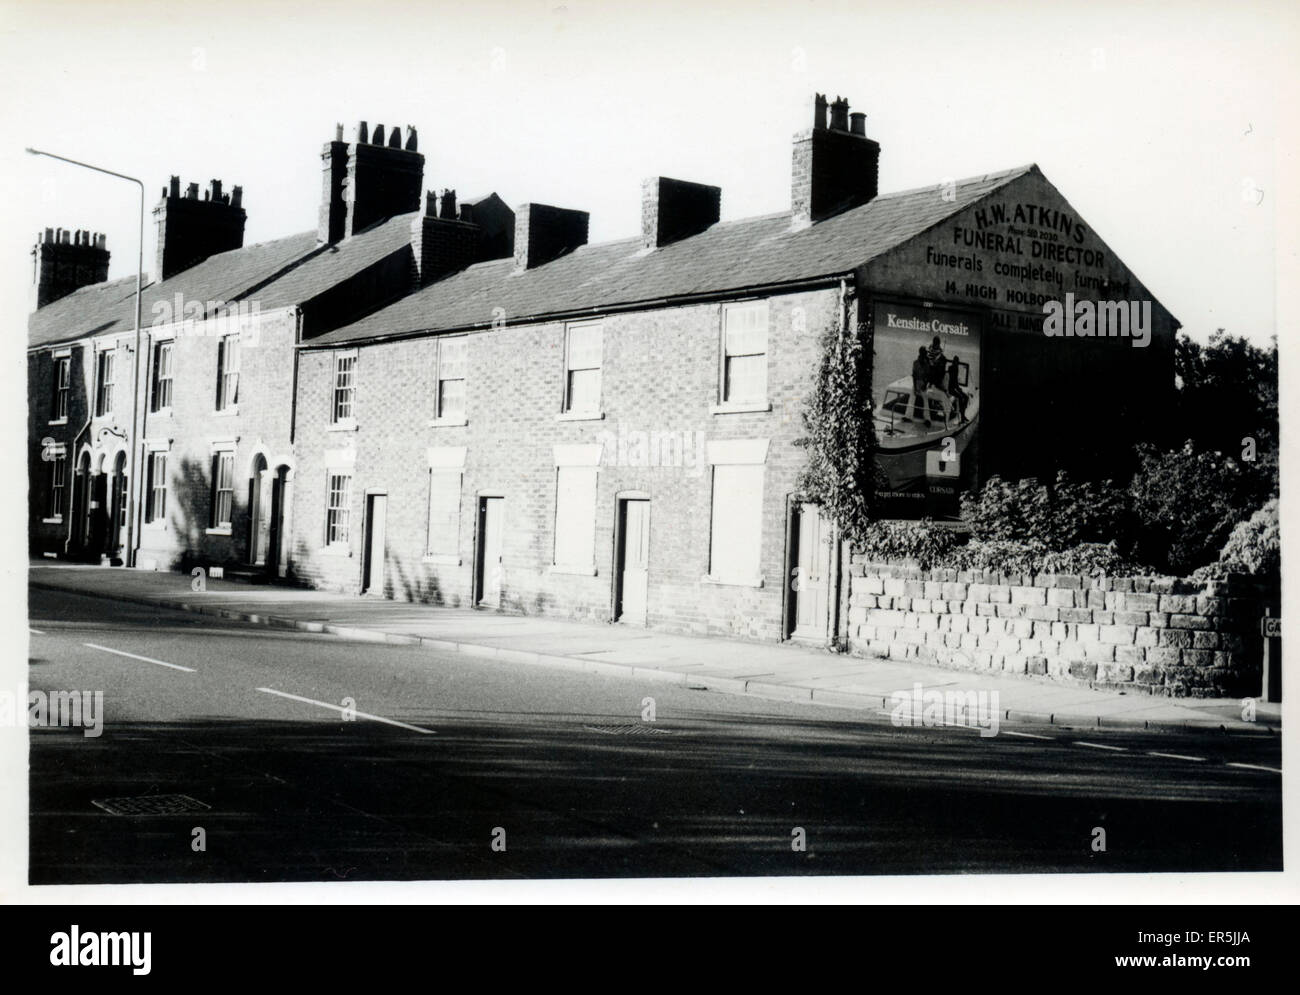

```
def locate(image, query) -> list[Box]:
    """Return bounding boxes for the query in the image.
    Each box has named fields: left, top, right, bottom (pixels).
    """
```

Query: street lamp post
left=26, top=148, right=145, bottom=568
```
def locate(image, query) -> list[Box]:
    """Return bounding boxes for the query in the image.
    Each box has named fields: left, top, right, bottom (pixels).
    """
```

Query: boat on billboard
left=870, top=302, right=982, bottom=520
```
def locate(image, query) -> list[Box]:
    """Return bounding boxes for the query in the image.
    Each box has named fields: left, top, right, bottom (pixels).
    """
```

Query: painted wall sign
left=871, top=301, right=981, bottom=521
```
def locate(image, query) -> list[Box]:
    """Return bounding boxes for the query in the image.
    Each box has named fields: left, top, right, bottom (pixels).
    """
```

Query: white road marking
left=83, top=642, right=195, bottom=673
left=29, top=628, right=45, bottom=636
left=1147, top=751, right=1207, bottom=763
left=1075, top=741, right=1127, bottom=752
left=1002, top=730, right=1052, bottom=739
left=256, top=687, right=436, bottom=735
left=1226, top=762, right=1282, bottom=774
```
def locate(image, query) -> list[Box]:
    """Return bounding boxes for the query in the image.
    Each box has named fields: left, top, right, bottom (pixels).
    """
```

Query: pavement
left=28, top=560, right=1282, bottom=734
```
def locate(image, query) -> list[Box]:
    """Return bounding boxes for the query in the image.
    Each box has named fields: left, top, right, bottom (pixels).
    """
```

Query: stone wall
left=846, top=556, right=1277, bottom=697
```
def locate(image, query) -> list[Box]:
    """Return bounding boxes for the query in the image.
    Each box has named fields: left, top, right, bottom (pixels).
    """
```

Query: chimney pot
left=211, top=179, right=223, bottom=201
left=358, top=121, right=369, bottom=144
left=388, top=127, right=402, bottom=149
left=335, top=122, right=344, bottom=142
left=231, top=185, right=243, bottom=209
left=850, top=111, right=866, bottom=136
left=187, top=182, right=200, bottom=200
left=373, top=123, right=385, bottom=146
left=169, top=175, right=181, bottom=197
left=405, top=126, right=418, bottom=152
left=829, top=96, right=850, bottom=131
left=812, top=93, right=828, bottom=130
left=439, top=189, right=457, bottom=220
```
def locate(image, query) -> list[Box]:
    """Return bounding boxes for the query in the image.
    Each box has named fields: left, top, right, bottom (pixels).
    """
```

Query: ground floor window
left=146, top=452, right=168, bottom=523
left=48, top=455, right=66, bottom=518
left=553, top=466, right=598, bottom=569
left=210, top=451, right=235, bottom=529
left=326, top=473, right=352, bottom=546
left=708, top=463, right=764, bottom=584
left=427, top=470, right=462, bottom=557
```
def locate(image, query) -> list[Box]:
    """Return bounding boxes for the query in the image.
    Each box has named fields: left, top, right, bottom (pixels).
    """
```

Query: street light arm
left=26, top=147, right=144, bottom=190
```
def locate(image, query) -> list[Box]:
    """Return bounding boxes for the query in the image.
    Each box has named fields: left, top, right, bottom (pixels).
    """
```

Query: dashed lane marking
left=29, top=628, right=45, bottom=636
left=1147, top=751, right=1207, bottom=763
left=1002, top=730, right=1052, bottom=739
left=1226, top=762, right=1282, bottom=774
left=1075, top=741, right=1128, bottom=752
left=83, top=642, right=195, bottom=673
left=256, top=687, right=436, bottom=735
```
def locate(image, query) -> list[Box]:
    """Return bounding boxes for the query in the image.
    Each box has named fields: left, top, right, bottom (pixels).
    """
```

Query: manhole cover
left=582, top=723, right=674, bottom=736
left=91, top=794, right=211, bottom=816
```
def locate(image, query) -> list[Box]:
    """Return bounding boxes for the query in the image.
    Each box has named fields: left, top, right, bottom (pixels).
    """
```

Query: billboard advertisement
left=870, top=301, right=982, bottom=520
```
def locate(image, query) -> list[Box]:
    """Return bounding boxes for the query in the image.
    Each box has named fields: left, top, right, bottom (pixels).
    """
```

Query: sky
left=1, top=0, right=1293, bottom=346
left=1, top=0, right=1297, bottom=905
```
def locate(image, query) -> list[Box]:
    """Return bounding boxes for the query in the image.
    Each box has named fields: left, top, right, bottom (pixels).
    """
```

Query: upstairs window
left=332, top=354, right=356, bottom=424
left=436, top=336, right=467, bottom=420
left=216, top=334, right=239, bottom=411
left=563, top=321, right=602, bottom=414
left=51, top=356, right=70, bottom=421
left=94, top=349, right=115, bottom=417
left=152, top=341, right=174, bottom=412
left=721, top=302, right=769, bottom=405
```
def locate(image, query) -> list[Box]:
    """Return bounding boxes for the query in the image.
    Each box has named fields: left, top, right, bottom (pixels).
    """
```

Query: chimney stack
left=791, top=92, right=880, bottom=228
left=318, top=120, right=424, bottom=244
left=410, top=189, right=516, bottom=287
left=153, top=176, right=246, bottom=280
left=31, top=227, right=111, bottom=309
left=513, top=203, right=589, bottom=271
left=641, top=176, right=721, bottom=250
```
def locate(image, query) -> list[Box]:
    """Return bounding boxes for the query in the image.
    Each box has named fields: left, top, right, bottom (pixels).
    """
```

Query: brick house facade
left=27, top=95, right=1179, bottom=650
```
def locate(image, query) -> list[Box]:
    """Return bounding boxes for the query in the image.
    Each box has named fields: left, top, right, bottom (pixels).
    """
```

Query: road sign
left=1260, top=616, right=1281, bottom=638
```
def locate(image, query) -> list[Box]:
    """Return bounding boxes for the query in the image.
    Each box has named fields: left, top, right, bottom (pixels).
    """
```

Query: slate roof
left=27, top=213, right=417, bottom=350
left=306, top=165, right=1036, bottom=348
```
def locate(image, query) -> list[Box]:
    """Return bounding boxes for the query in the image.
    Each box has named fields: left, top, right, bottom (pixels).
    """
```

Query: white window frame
left=207, top=446, right=236, bottom=534
left=51, top=353, right=70, bottom=424
left=144, top=446, right=170, bottom=528
left=431, top=335, right=468, bottom=426
left=94, top=348, right=115, bottom=417
left=330, top=351, right=358, bottom=429
left=45, top=450, right=67, bottom=522
left=703, top=438, right=769, bottom=587
left=152, top=339, right=174, bottom=413
left=216, top=334, right=239, bottom=413
left=325, top=471, right=353, bottom=548
left=559, top=320, right=604, bottom=420
left=714, top=300, right=772, bottom=413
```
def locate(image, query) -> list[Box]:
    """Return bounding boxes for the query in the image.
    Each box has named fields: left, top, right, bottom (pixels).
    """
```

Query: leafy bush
left=1193, top=498, right=1280, bottom=582
left=855, top=520, right=965, bottom=568
left=947, top=540, right=1143, bottom=577
left=1128, top=442, right=1273, bottom=574
left=960, top=471, right=1134, bottom=551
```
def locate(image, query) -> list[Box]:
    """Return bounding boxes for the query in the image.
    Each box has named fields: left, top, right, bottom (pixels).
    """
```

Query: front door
left=362, top=493, right=387, bottom=595
left=790, top=501, right=832, bottom=641
left=476, top=496, right=504, bottom=608
left=109, top=457, right=127, bottom=559
left=615, top=499, right=650, bottom=625
left=251, top=459, right=273, bottom=567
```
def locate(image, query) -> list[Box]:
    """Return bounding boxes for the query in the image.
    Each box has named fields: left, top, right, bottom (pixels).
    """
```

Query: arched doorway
left=109, top=451, right=128, bottom=562
left=72, top=451, right=92, bottom=555
left=249, top=454, right=272, bottom=568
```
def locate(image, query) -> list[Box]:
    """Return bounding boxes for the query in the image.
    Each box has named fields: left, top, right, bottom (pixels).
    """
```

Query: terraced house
left=27, top=95, right=1177, bottom=646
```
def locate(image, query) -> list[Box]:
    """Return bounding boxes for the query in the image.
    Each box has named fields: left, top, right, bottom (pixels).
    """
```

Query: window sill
left=428, top=416, right=468, bottom=428
left=47, top=418, right=67, bottom=427
left=328, top=421, right=358, bottom=433
left=709, top=401, right=772, bottom=415
left=549, top=564, right=598, bottom=576
left=702, top=573, right=765, bottom=589
left=205, top=527, right=233, bottom=537
left=212, top=406, right=239, bottom=417
left=41, top=517, right=63, bottom=525
left=319, top=544, right=353, bottom=557
left=556, top=410, right=605, bottom=422
left=422, top=554, right=462, bottom=566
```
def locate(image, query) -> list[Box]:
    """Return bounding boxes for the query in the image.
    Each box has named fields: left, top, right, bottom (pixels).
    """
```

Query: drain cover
left=91, top=794, right=211, bottom=816
left=583, top=723, right=674, bottom=736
